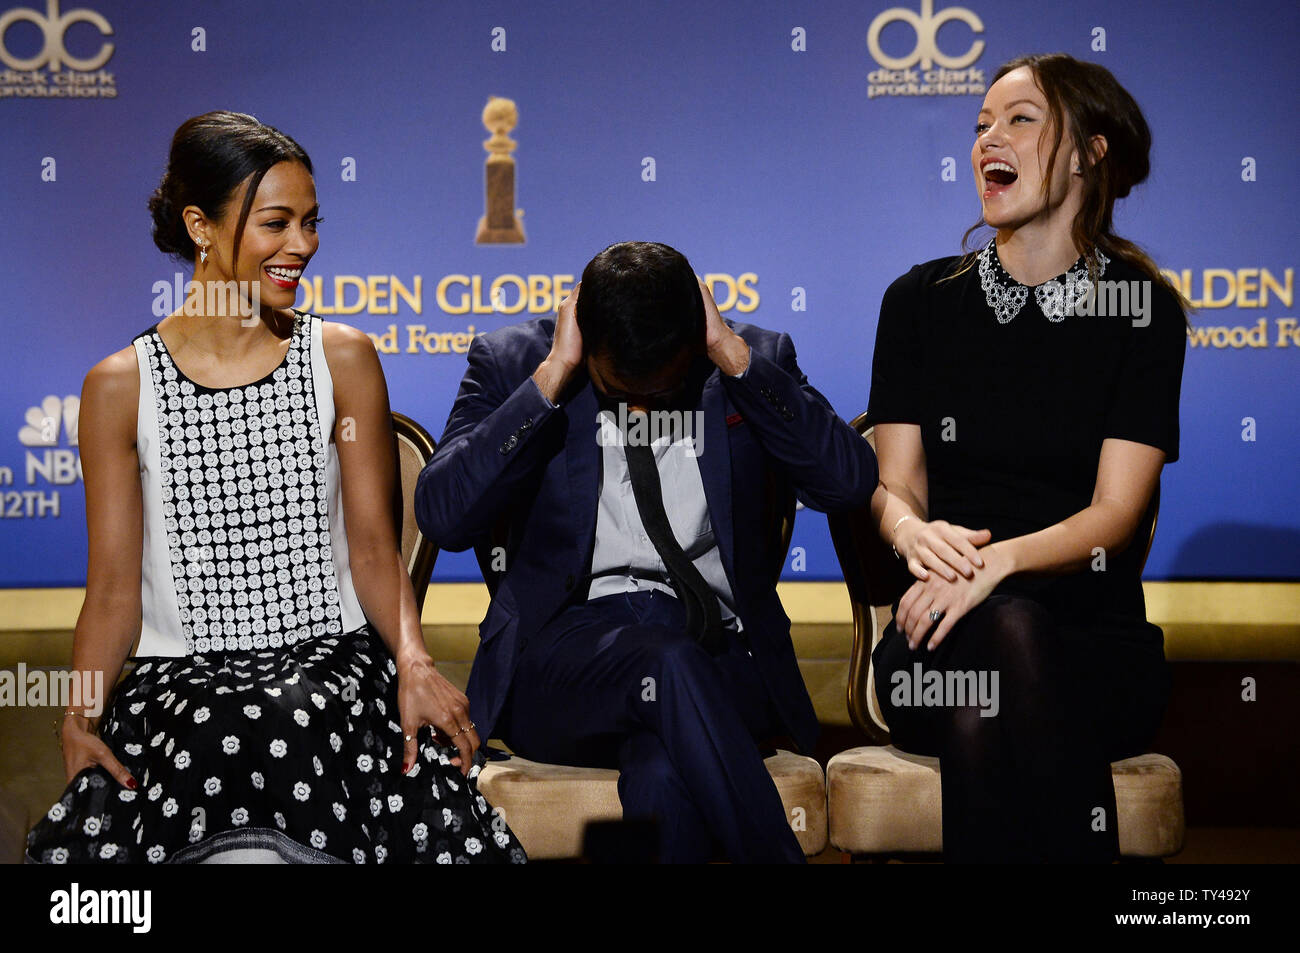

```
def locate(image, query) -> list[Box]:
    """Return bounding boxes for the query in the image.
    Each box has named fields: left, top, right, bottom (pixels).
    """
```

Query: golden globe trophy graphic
left=475, top=96, right=526, bottom=244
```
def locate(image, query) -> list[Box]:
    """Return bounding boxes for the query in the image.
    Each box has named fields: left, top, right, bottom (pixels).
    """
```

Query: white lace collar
left=977, top=241, right=1109, bottom=323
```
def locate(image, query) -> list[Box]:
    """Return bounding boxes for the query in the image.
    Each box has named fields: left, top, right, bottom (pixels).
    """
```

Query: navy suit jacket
left=414, top=317, right=877, bottom=755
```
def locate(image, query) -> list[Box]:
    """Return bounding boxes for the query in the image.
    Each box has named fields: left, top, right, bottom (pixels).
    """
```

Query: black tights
left=873, top=594, right=1169, bottom=863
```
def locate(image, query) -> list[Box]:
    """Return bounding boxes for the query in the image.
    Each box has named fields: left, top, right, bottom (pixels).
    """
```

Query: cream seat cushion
left=479, top=749, right=827, bottom=860
left=827, top=746, right=1184, bottom=858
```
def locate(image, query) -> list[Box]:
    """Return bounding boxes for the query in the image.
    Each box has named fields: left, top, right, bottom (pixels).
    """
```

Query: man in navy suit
left=416, top=242, right=876, bottom=862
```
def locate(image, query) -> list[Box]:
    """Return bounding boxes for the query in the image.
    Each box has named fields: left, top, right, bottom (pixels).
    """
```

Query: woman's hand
left=396, top=653, right=481, bottom=777
left=894, top=543, right=1013, bottom=651
left=60, top=712, right=135, bottom=789
left=894, top=517, right=993, bottom=583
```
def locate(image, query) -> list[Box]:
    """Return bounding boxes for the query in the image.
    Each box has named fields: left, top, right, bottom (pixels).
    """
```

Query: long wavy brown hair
left=948, top=53, right=1185, bottom=306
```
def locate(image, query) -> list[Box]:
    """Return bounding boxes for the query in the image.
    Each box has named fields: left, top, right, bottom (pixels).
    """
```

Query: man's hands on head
left=533, top=282, right=582, bottom=404
left=699, top=276, right=750, bottom=376
left=533, top=276, right=752, bottom=403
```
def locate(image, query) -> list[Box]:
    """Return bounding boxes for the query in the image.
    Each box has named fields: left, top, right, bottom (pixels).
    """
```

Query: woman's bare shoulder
left=319, top=319, right=382, bottom=383
left=81, top=345, right=140, bottom=433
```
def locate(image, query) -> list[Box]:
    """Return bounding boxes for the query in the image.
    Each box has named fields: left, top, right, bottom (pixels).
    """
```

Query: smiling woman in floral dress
left=27, top=111, right=525, bottom=864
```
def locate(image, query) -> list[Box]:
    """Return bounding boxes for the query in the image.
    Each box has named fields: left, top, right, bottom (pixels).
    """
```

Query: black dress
left=867, top=243, right=1186, bottom=862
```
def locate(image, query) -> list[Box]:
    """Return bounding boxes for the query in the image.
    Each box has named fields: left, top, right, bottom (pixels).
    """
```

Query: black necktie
left=623, top=438, right=724, bottom=654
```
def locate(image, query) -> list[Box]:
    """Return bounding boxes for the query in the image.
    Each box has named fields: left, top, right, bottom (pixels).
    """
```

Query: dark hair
left=148, top=111, right=313, bottom=267
left=953, top=53, right=1184, bottom=303
left=576, top=241, right=705, bottom=382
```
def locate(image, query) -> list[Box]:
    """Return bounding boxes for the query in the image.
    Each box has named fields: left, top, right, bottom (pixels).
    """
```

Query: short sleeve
left=1100, top=281, right=1187, bottom=462
left=866, top=265, right=925, bottom=426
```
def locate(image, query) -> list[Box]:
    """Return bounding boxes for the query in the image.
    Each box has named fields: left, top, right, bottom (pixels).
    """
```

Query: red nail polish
left=126, top=778, right=137, bottom=789
left=402, top=762, right=410, bottom=774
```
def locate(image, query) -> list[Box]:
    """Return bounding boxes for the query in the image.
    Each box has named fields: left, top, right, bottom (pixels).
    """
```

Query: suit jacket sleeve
left=721, top=330, right=877, bottom=512
left=414, top=332, right=561, bottom=552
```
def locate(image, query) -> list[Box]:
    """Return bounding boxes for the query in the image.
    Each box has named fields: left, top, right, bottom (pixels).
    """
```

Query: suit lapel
left=698, top=372, right=736, bottom=587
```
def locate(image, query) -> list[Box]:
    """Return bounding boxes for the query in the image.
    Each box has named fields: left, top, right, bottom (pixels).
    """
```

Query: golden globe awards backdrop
left=2, top=0, right=1297, bottom=587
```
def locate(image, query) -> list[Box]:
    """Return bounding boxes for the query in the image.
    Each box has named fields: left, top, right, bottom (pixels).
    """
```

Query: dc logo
left=0, top=0, right=113, bottom=72
left=867, top=0, right=984, bottom=71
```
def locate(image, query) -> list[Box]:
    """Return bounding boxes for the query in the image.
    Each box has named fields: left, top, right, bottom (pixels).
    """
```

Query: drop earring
left=198, top=238, right=209, bottom=264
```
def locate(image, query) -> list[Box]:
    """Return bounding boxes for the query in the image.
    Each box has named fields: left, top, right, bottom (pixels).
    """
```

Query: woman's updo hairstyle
left=148, top=111, right=313, bottom=266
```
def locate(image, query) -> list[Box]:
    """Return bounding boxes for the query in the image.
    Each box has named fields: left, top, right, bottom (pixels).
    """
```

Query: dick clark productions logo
left=0, top=0, right=113, bottom=71
left=867, top=0, right=986, bottom=98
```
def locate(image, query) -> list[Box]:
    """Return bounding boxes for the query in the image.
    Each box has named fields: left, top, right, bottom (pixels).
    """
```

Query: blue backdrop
left=2, top=0, right=1297, bottom=586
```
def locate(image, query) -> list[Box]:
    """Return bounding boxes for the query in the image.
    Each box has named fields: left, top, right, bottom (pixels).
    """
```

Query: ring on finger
left=929, top=608, right=945, bottom=623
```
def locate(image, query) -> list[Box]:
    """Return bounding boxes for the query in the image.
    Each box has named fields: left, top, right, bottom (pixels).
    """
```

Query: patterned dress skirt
left=26, top=626, right=526, bottom=864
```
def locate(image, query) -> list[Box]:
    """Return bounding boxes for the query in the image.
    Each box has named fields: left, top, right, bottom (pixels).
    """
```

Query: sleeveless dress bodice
left=131, top=311, right=366, bottom=656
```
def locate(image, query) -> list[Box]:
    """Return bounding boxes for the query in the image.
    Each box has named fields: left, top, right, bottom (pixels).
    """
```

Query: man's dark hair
left=576, top=241, right=705, bottom=383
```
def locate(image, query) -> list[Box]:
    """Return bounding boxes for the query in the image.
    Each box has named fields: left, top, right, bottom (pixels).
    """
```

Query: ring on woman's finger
left=929, top=609, right=945, bottom=623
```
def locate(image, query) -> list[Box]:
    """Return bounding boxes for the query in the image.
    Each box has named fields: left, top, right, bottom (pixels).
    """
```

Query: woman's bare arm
left=61, top=347, right=144, bottom=786
left=896, top=438, right=1165, bottom=649
left=870, top=422, right=990, bottom=581
left=323, top=322, right=480, bottom=775
left=988, top=438, right=1164, bottom=577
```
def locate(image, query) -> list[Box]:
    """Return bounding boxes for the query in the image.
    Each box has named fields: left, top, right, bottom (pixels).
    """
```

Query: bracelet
left=54, top=709, right=95, bottom=751
left=889, top=514, right=916, bottom=560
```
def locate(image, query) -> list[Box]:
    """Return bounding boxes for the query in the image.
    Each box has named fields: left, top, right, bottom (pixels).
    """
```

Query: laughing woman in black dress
left=867, top=55, right=1186, bottom=862
left=27, top=112, right=525, bottom=863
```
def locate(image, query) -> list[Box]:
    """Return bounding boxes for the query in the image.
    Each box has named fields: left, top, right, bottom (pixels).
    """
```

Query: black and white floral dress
left=27, top=312, right=526, bottom=864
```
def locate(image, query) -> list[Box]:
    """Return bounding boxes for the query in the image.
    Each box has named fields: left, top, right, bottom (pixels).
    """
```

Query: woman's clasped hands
left=891, top=517, right=1012, bottom=651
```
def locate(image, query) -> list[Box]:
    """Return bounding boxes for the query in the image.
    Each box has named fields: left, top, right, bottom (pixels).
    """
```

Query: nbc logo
left=18, top=394, right=79, bottom=447
left=3, top=395, right=81, bottom=516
